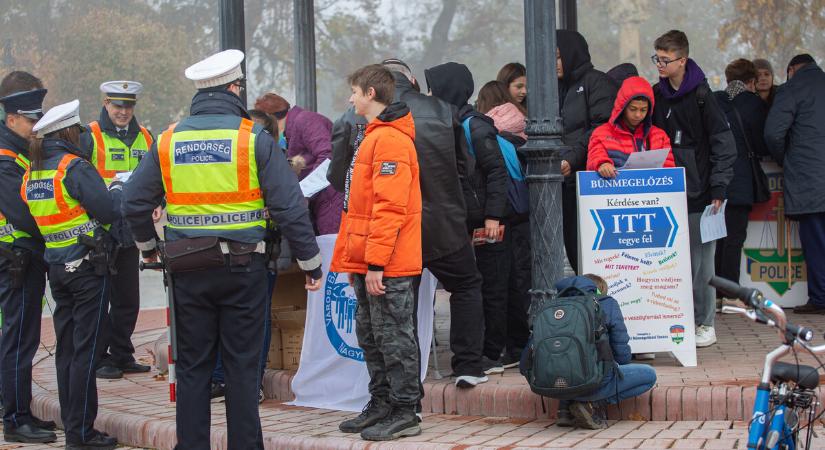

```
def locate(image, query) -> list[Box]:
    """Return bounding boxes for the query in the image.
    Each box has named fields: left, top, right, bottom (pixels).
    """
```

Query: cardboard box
left=281, top=327, right=305, bottom=370
left=271, top=271, right=308, bottom=311
left=272, top=308, right=306, bottom=371
left=266, top=327, right=283, bottom=370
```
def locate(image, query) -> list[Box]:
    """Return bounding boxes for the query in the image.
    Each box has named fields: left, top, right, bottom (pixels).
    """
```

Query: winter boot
left=360, top=404, right=421, bottom=441
left=339, top=397, right=392, bottom=433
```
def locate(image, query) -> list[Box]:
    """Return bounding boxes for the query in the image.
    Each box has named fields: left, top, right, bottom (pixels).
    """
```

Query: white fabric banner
left=290, top=234, right=435, bottom=411
left=578, top=168, right=697, bottom=367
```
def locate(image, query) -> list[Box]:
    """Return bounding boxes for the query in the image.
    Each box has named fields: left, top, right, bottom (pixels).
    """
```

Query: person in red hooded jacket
left=587, top=76, right=674, bottom=178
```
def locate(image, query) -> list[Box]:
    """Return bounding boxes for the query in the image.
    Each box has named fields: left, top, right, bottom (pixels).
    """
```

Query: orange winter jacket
left=330, top=103, right=422, bottom=277
left=587, top=76, right=675, bottom=171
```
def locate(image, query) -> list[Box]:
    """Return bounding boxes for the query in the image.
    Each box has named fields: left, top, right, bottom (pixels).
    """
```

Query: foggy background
left=1, top=0, right=822, bottom=131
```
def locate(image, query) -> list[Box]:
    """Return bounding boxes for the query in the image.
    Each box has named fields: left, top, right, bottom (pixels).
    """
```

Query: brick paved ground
left=17, top=294, right=825, bottom=448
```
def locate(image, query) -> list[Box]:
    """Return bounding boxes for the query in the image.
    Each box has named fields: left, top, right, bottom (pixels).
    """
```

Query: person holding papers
left=587, top=76, right=674, bottom=178
left=254, top=92, right=343, bottom=235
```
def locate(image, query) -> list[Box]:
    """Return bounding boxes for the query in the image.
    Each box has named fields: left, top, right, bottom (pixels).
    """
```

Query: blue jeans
left=571, top=364, right=656, bottom=404
left=212, top=271, right=276, bottom=385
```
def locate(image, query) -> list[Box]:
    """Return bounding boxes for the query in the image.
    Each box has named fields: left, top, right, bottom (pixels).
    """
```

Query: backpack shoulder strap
left=461, top=117, right=475, bottom=157
left=696, top=83, right=710, bottom=110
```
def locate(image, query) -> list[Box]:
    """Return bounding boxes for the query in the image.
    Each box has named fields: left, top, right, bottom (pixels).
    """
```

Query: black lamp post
left=219, top=0, right=247, bottom=107
left=293, top=0, right=318, bottom=111
left=521, top=0, right=568, bottom=311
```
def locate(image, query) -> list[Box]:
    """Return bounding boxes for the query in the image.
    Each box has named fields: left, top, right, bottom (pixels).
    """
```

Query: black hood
left=377, top=101, right=410, bottom=122
left=557, top=30, right=594, bottom=84
left=424, top=62, right=474, bottom=108
left=606, top=63, right=639, bottom=85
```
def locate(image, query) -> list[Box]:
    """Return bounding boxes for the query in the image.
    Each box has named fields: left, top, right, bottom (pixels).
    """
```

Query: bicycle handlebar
left=721, top=305, right=811, bottom=343
left=710, top=276, right=761, bottom=306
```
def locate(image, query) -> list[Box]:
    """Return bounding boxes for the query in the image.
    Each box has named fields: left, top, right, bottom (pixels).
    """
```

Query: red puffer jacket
left=586, top=76, right=674, bottom=171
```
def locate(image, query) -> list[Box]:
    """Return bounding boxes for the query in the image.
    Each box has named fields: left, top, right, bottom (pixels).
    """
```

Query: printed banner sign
left=740, top=161, right=807, bottom=307
left=290, top=234, right=436, bottom=411
left=578, top=168, right=696, bottom=367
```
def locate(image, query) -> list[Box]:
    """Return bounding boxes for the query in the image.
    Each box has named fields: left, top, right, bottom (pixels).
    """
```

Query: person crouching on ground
left=587, top=76, right=674, bottom=179
left=553, top=274, right=657, bottom=429
left=331, top=64, right=423, bottom=442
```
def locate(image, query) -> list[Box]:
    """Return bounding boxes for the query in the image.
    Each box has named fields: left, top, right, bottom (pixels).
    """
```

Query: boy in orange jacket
left=331, top=64, right=423, bottom=441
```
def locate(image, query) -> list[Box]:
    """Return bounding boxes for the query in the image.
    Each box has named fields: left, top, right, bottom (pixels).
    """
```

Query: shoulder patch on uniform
left=380, top=161, right=397, bottom=175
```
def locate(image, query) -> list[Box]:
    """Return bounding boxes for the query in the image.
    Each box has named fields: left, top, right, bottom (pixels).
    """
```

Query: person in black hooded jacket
left=425, top=62, right=512, bottom=374
left=424, top=62, right=508, bottom=235
left=556, top=30, right=619, bottom=274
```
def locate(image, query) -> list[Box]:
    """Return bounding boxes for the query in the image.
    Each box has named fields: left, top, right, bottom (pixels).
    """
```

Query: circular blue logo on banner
left=323, top=271, right=364, bottom=361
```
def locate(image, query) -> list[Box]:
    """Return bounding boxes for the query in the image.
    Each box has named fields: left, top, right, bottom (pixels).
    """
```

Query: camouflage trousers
left=352, top=274, right=420, bottom=406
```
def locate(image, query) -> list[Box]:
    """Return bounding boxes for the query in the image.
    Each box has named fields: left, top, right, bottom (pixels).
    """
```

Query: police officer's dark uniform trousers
left=25, top=134, right=121, bottom=447
left=123, top=87, right=322, bottom=449
left=0, top=119, right=55, bottom=440
left=79, top=109, right=153, bottom=374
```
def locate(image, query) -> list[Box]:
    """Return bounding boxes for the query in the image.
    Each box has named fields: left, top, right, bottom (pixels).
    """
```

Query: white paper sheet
left=700, top=199, right=728, bottom=243
left=619, top=149, right=670, bottom=170
left=113, top=171, right=133, bottom=183
left=299, top=159, right=331, bottom=198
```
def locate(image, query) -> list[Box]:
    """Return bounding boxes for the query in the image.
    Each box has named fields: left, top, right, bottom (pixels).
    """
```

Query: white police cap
left=33, top=100, right=81, bottom=138
left=185, top=49, right=245, bottom=89
left=100, top=80, right=143, bottom=105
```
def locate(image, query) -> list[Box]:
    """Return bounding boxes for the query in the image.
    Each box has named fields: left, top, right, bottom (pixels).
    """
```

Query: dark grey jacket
left=123, top=90, right=321, bottom=270
left=764, top=63, right=825, bottom=216
left=328, top=72, right=471, bottom=263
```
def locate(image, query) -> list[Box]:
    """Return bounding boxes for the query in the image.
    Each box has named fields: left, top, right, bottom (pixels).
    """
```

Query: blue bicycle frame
left=748, top=346, right=798, bottom=450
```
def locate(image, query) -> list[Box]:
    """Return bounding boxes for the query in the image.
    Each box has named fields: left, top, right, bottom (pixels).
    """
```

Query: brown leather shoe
left=793, top=302, right=825, bottom=315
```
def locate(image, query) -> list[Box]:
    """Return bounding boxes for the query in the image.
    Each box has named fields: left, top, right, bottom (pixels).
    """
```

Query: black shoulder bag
left=729, top=106, right=771, bottom=203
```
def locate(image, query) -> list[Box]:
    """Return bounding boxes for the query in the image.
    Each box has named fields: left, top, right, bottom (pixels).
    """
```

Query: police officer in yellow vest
left=0, top=77, right=59, bottom=443
left=25, top=100, right=121, bottom=450
left=79, top=81, right=152, bottom=379
left=123, top=50, right=322, bottom=449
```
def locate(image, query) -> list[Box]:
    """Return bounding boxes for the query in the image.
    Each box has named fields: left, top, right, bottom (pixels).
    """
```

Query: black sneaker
left=3, top=422, right=57, bottom=443
left=454, top=374, right=489, bottom=388
left=258, top=388, right=264, bottom=404
left=339, top=397, right=391, bottom=433
left=500, top=351, right=521, bottom=369
left=118, top=360, right=151, bottom=374
left=65, top=430, right=117, bottom=449
left=569, top=401, right=607, bottom=429
left=31, top=416, right=56, bottom=431
left=481, top=356, right=504, bottom=375
left=210, top=382, right=226, bottom=402
left=360, top=405, right=421, bottom=441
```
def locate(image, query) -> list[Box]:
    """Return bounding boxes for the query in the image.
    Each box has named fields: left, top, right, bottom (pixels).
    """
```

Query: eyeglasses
left=232, top=78, right=247, bottom=92
left=651, top=55, right=685, bottom=67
